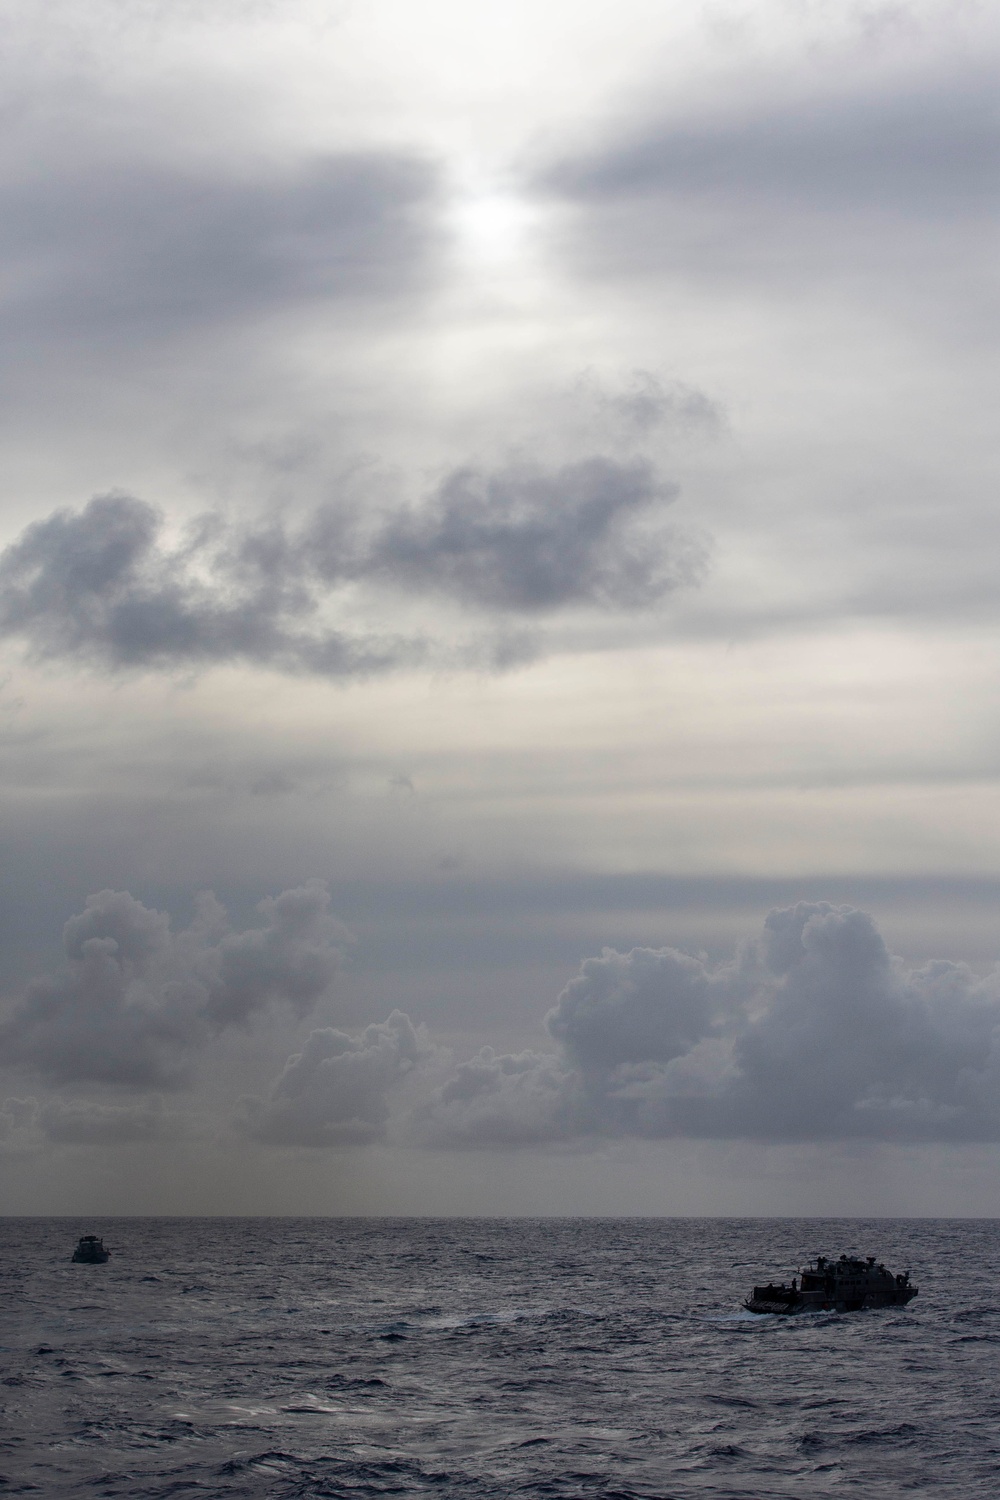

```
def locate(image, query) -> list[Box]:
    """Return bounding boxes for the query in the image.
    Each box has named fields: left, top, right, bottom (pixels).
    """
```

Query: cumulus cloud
left=16, top=893, right=998, bottom=1152
left=416, top=1046, right=584, bottom=1147
left=723, top=903, right=1000, bottom=1141
left=422, top=903, right=1000, bottom=1147
left=0, top=881, right=343, bottom=1087
left=547, top=943, right=730, bottom=1071
left=240, top=1010, right=429, bottom=1145
left=0, top=457, right=699, bottom=676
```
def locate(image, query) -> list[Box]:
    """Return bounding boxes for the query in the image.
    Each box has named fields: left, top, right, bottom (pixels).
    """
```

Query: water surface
left=2, top=1216, right=995, bottom=1497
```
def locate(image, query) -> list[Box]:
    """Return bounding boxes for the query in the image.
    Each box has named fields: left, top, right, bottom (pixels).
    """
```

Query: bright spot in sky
left=447, top=189, right=538, bottom=266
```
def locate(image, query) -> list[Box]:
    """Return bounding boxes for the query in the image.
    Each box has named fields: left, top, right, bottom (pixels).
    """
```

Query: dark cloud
left=0, top=493, right=415, bottom=676
left=0, top=881, right=343, bottom=1087
left=0, top=458, right=699, bottom=675
left=547, top=72, right=999, bottom=218
left=422, top=903, right=1000, bottom=1146
left=0, top=151, right=441, bottom=349
left=240, top=1010, right=428, bottom=1145
left=357, top=458, right=686, bottom=611
left=538, top=67, right=1000, bottom=286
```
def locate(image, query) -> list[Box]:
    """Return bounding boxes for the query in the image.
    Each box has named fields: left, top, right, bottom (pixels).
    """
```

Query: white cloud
left=240, top=1009, right=429, bottom=1145
left=423, top=903, right=1000, bottom=1146
left=0, top=881, right=343, bottom=1087
left=418, top=1046, right=582, bottom=1147
left=547, top=943, right=730, bottom=1070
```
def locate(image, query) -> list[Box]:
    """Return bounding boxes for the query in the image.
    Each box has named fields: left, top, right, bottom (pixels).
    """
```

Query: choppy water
left=2, top=1217, right=999, bottom=1497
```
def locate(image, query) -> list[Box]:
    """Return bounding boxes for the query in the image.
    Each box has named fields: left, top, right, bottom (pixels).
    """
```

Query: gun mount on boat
left=745, top=1254, right=917, bottom=1314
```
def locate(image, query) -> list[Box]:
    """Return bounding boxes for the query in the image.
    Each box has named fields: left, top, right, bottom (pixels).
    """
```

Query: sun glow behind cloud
left=0, top=0, right=998, bottom=1213
left=447, top=186, right=540, bottom=268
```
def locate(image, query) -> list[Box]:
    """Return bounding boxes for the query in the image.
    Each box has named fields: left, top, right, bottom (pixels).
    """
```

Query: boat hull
left=745, top=1288, right=918, bottom=1315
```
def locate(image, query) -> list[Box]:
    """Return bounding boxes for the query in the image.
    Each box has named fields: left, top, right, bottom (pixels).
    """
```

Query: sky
left=1, top=0, right=999, bottom=1216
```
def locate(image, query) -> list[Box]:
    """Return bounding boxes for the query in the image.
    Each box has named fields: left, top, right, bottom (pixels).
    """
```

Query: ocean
left=2, top=1216, right=998, bottom=1498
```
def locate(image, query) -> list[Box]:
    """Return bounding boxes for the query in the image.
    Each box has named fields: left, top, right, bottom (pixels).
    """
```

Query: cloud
left=0, top=149, right=442, bottom=352
left=0, top=1093, right=183, bottom=1148
left=202, top=884, right=347, bottom=1028
left=547, top=943, right=730, bottom=1071
left=722, top=903, right=1000, bottom=1141
left=0, top=493, right=415, bottom=677
left=546, top=70, right=999, bottom=220
left=11, top=894, right=1000, bottom=1151
left=39, top=1097, right=175, bottom=1145
left=583, top=370, right=725, bottom=440
left=240, top=1010, right=429, bottom=1145
left=423, top=903, right=1000, bottom=1146
left=537, top=64, right=1000, bottom=289
left=0, top=457, right=700, bottom=676
left=356, top=457, right=688, bottom=612
left=0, top=1096, right=40, bottom=1153
left=416, top=1046, right=583, bottom=1147
left=0, top=881, right=343, bottom=1087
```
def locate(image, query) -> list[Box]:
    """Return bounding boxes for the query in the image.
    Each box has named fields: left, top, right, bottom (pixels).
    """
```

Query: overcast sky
left=1, top=0, right=999, bottom=1216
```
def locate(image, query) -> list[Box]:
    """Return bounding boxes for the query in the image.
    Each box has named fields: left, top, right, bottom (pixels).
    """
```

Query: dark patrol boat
left=71, top=1234, right=110, bottom=1264
left=745, top=1254, right=917, bottom=1314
